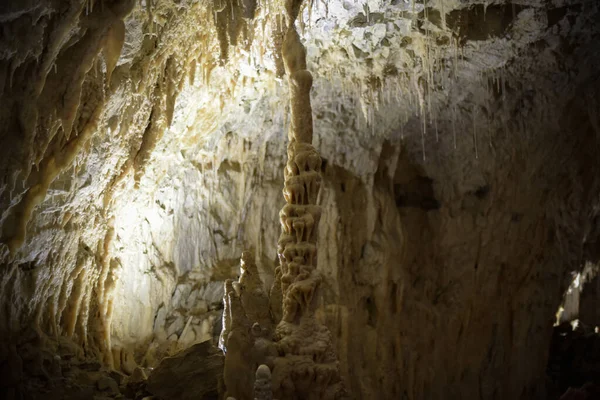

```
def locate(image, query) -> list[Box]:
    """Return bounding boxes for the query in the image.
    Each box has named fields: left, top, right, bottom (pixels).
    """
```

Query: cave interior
left=1, top=0, right=600, bottom=399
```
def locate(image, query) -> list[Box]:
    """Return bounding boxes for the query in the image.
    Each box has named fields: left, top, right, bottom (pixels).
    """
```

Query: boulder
left=146, top=341, right=224, bottom=400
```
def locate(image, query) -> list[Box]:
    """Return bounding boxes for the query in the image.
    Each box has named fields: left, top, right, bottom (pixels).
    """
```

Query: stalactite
left=102, top=20, right=125, bottom=86
left=0, top=103, right=104, bottom=254
left=213, top=0, right=247, bottom=64
left=92, top=217, right=117, bottom=367
left=132, top=64, right=170, bottom=187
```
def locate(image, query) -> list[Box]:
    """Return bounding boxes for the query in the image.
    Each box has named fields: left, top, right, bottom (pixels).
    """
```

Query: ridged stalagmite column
left=219, top=2, right=346, bottom=398
left=270, top=1, right=345, bottom=398
left=278, top=0, right=319, bottom=324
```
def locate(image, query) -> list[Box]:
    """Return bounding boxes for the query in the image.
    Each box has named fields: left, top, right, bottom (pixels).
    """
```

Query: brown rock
left=130, top=366, right=148, bottom=383
left=146, top=341, right=224, bottom=400
left=97, top=376, right=120, bottom=395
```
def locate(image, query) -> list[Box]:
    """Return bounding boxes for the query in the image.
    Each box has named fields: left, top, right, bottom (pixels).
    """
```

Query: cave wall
left=0, top=0, right=272, bottom=364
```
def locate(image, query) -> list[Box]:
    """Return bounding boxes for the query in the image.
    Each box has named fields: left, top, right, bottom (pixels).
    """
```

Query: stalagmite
left=220, top=1, right=345, bottom=398
left=239, top=251, right=272, bottom=332
left=269, top=0, right=345, bottom=398
left=222, top=253, right=279, bottom=400
left=102, top=20, right=126, bottom=85
left=254, top=364, right=274, bottom=400
left=269, top=268, right=284, bottom=323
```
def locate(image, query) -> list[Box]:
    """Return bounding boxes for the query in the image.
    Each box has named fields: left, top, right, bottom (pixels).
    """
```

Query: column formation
left=277, top=0, right=321, bottom=325
left=270, top=1, right=345, bottom=398
left=219, top=2, right=346, bottom=398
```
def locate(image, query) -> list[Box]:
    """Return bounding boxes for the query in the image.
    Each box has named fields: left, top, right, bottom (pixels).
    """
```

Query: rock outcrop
left=146, top=340, right=224, bottom=400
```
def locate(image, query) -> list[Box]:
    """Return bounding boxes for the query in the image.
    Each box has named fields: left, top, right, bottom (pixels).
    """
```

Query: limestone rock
left=254, top=364, right=273, bottom=400
left=97, top=376, right=119, bottom=395
left=129, top=366, right=148, bottom=384
left=146, top=341, right=224, bottom=400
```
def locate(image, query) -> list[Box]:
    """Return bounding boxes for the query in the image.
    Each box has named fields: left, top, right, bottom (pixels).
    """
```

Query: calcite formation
left=222, top=364, right=282, bottom=400
left=221, top=0, right=344, bottom=398
left=254, top=364, right=274, bottom=400
left=221, top=253, right=278, bottom=400
left=270, top=1, right=344, bottom=399
left=145, top=341, right=224, bottom=400
left=239, top=251, right=272, bottom=331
